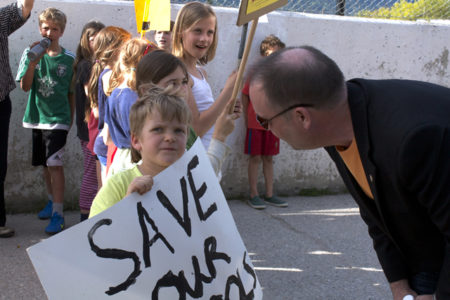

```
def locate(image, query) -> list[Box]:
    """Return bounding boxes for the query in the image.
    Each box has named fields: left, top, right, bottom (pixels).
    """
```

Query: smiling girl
left=173, top=2, right=237, bottom=149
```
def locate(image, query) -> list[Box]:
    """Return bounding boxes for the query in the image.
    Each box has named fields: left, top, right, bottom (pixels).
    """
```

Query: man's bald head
left=249, top=46, right=346, bottom=110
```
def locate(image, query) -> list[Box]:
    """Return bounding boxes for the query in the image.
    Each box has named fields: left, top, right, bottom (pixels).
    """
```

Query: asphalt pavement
left=0, top=194, right=391, bottom=299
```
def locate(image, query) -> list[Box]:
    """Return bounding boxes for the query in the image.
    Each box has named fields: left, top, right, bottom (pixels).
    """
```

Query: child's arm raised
left=212, top=96, right=241, bottom=143
left=189, top=70, right=237, bottom=137
left=207, top=97, right=241, bottom=175
left=21, top=0, right=35, bottom=19
left=19, top=41, right=43, bottom=92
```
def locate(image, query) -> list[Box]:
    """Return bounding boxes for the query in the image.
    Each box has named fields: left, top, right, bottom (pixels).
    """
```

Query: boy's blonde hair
left=107, top=38, right=152, bottom=95
left=172, top=2, right=218, bottom=65
left=86, top=26, right=131, bottom=119
left=38, top=7, right=67, bottom=32
left=130, top=84, right=192, bottom=163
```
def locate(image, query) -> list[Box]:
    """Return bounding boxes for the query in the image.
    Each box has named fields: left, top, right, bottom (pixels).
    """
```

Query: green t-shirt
left=89, top=165, right=142, bottom=218
left=16, top=47, right=74, bottom=130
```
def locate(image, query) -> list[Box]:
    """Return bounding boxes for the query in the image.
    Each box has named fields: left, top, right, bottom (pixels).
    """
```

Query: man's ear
left=294, top=107, right=311, bottom=130
left=130, top=134, right=141, bottom=152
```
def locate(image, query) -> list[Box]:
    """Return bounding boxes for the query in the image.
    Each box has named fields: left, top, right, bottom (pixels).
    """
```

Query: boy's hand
left=20, top=41, right=44, bottom=92
left=126, top=175, right=154, bottom=196
left=28, top=41, right=46, bottom=63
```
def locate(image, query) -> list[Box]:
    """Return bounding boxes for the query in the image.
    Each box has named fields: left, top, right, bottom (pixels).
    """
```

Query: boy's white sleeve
left=206, top=138, right=231, bottom=176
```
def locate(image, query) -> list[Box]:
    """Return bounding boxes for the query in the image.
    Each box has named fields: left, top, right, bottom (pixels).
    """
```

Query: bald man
left=0, top=0, right=35, bottom=238
left=248, top=46, right=450, bottom=300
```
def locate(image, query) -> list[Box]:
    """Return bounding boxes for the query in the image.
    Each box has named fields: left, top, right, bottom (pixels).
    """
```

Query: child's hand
left=126, top=175, right=154, bottom=196
left=212, top=97, right=240, bottom=142
left=233, top=98, right=242, bottom=114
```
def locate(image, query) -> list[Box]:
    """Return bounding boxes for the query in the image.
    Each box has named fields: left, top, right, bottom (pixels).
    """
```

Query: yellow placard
left=237, top=0, right=287, bottom=26
left=134, top=0, right=171, bottom=34
left=148, top=0, right=170, bottom=31
left=134, top=0, right=148, bottom=33
left=247, top=0, right=280, bottom=14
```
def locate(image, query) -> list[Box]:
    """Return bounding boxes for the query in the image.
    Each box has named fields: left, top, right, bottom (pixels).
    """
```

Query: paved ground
left=0, top=194, right=391, bottom=299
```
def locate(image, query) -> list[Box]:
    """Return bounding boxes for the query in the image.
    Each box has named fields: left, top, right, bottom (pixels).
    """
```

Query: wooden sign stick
left=229, top=18, right=259, bottom=113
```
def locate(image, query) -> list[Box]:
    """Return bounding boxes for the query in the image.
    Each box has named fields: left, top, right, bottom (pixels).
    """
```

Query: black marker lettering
left=204, top=236, right=231, bottom=279
left=187, top=155, right=217, bottom=221
left=156, top=176, right=192, bottom=236
left=242, top=251, right=257, bottom=290
left=224, top=271, right=255, bottom=300
left=87, top=219, right=142, bottom=295
left=152, top=236, right=231, bottom=299
left=151, top=256, right=203, bottom=300
left=137, top=202, right=174, bottom=268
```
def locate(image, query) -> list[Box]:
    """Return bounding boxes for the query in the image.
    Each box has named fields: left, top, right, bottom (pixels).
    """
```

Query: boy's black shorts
left=32, top=129, right=68, bottom=167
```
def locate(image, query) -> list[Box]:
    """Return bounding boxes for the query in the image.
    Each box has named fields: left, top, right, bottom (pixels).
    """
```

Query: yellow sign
left=134, top=0, right=171, bottom=34
left=237, top=0, right=287, bottom=26
left=247, top=0, right=280, bottom=14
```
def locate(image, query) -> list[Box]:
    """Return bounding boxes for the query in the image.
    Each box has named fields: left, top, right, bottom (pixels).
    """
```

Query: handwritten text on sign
left=28, top=140, right=263, bottom=299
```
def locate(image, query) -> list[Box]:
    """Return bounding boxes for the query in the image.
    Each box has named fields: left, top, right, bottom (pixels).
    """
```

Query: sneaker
left=247, top=196, right=266, bottom=209
left=264, top=195, right=288, bottom=207
left=38, top=200, right=53, bottom=219
left=0, top=226, right=15, bottom=238
left=45, top=212, right=64, bottom=235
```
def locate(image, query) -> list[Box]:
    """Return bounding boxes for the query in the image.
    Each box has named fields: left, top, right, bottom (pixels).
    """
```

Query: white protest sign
left=28, top=139, right=262, bottom=299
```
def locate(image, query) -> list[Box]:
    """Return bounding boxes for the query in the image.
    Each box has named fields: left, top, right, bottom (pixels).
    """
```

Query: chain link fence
left=170, top=0, right=450, bottom=21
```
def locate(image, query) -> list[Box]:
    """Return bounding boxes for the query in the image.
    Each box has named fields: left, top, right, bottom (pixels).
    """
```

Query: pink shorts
left=244, top=128, right=280, bottom=156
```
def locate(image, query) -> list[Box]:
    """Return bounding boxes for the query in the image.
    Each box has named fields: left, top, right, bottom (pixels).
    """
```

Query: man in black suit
left=248, top=46, right=450, bottom=300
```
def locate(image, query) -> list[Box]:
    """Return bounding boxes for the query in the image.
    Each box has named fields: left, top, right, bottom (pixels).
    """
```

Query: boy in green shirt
left=16, top=7, right=74, bottom=234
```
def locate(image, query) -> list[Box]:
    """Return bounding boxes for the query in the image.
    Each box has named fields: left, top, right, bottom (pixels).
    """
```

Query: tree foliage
left=358, top=0, right=450, bottom=21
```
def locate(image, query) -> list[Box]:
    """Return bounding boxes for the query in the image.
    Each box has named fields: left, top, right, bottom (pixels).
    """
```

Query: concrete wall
left=3, top=0, right=450, bottom=212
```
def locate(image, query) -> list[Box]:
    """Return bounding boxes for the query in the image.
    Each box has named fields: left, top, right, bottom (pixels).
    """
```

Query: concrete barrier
left=3, top=0, right=450, bottom=211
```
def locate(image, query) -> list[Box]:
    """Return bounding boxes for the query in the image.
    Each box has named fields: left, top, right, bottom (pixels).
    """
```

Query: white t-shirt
left=190, top=68, right=214, bottom=149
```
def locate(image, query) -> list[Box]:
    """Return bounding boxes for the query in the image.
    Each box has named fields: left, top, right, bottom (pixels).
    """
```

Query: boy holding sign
left=89, top=85, right=238, bottom=217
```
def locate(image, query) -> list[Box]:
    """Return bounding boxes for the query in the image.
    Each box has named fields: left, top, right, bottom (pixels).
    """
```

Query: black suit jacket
left=325, top=79, right=450, bottom=298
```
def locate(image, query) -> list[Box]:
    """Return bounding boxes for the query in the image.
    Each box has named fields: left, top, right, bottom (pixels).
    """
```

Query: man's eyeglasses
left=256, top=103, right=313, bottom=130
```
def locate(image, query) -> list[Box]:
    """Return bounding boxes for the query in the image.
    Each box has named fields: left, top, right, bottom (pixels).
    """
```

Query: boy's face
left=132, top=112, right=187, bottom=174
left=154, top=30, right=172, bottom=51
left=39, top=20, right=64, bottom=43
